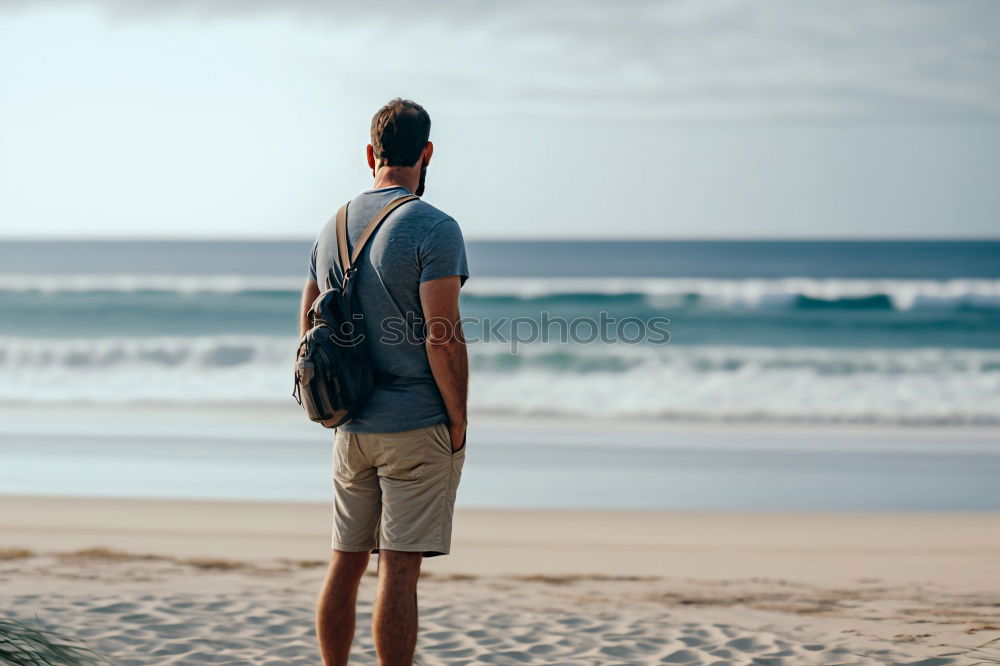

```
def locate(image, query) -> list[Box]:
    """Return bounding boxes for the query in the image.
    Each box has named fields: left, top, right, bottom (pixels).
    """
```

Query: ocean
left=1, top=239, right=999, bottom=510
left=1, top=239, right=998, bottom=425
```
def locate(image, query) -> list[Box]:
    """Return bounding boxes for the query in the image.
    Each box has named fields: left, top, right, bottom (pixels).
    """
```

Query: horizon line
left=0, top=235, right=998, bottom=243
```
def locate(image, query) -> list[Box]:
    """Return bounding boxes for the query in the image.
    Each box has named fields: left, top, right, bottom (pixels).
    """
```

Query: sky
left=1, top=0, right=998, bottom=239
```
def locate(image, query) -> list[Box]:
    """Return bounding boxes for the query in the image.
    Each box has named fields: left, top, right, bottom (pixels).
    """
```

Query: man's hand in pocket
left=449, top=422, right=467, bottom=453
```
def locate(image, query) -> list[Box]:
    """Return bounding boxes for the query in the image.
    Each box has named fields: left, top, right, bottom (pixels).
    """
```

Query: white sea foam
left=0, top=274, right=997, bottom=310
left=1, top=336, right=997, bottom=425
left=467, top=277, right=1000, bottom=310
left=0, top=274, right=300, bottom=294
left=470, top=343, right=1000, bottom=425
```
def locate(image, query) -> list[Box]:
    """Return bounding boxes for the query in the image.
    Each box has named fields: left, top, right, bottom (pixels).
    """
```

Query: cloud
left=3, top=0, right=999, bottom=121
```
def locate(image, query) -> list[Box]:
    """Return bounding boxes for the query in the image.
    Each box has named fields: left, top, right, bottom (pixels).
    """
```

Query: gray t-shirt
left=308, top=186, right=468, bottom=433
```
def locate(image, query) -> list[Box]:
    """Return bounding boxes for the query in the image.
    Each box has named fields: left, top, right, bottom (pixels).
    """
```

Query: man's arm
left=419, top=276, right=468, bottom=451
left=299, top=279, right=320, bottom=337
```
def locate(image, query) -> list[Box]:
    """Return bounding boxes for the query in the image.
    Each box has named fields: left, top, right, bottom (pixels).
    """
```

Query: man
left=299, top=98, right=469, bottom=666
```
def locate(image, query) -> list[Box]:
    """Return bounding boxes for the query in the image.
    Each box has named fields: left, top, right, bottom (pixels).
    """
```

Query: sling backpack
left=293, top=194, right=418, bottom=427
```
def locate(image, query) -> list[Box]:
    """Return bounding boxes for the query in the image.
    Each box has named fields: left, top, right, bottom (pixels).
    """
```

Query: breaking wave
left=2, top=335, right=998, bottom=425
left=0, top=274, right=998, bottom=311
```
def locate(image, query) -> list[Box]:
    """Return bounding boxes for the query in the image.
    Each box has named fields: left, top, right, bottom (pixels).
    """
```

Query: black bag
left=293, top=194, right=418, bottom=427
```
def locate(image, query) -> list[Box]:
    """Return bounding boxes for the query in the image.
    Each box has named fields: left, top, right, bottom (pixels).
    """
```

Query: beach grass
left=0, top=618, right=113, bottom=665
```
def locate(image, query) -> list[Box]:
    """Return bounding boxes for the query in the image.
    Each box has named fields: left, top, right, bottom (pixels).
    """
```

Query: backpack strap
left=334, top=202, right=350, bottom=282
left=335, top=194, right=418, bottom=279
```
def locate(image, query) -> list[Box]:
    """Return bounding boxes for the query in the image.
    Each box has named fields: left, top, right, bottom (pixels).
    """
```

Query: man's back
left=309, top=185, right=468, bottom=433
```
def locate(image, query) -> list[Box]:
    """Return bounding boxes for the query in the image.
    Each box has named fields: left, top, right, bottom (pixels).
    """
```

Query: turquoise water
left=0, top=240, right=998, bottom=424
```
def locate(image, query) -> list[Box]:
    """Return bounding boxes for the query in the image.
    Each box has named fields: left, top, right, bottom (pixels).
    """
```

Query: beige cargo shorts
left=332, top=421, right=466, bottom=557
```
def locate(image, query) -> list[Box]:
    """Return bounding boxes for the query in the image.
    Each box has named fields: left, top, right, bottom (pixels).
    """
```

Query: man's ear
left=366, top=144, right=377, bottom=171
left=422, top=141, right=434, bottom=167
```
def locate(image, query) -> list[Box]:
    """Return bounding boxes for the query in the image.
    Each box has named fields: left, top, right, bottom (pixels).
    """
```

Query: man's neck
left=372, top=166, right=418, bottom=194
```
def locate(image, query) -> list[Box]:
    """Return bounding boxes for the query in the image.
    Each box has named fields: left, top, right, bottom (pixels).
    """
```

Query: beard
left=415, top=164, right=427, bottom=197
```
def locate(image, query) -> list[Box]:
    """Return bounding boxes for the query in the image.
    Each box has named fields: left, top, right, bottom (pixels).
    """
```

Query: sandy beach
left=2, top=495, right=999, bottom=665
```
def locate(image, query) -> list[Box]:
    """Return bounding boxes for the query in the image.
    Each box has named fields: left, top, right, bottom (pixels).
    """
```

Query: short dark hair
left=370, top=98, right=431, bottom=167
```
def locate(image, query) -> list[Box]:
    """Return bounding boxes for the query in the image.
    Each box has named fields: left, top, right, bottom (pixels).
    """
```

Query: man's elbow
left=424, top=318, right=465, bottom=350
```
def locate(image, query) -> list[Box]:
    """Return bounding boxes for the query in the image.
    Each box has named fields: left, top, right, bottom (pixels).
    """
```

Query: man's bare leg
left=373, top=550, right=423, bottom=665
left=317, top=550, right=370, bottom=666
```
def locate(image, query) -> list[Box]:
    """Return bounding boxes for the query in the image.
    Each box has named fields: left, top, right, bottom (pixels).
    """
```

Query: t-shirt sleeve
left=418, top=217, right=469, bottom=285
left=307, top=240, right=318, bottom=281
